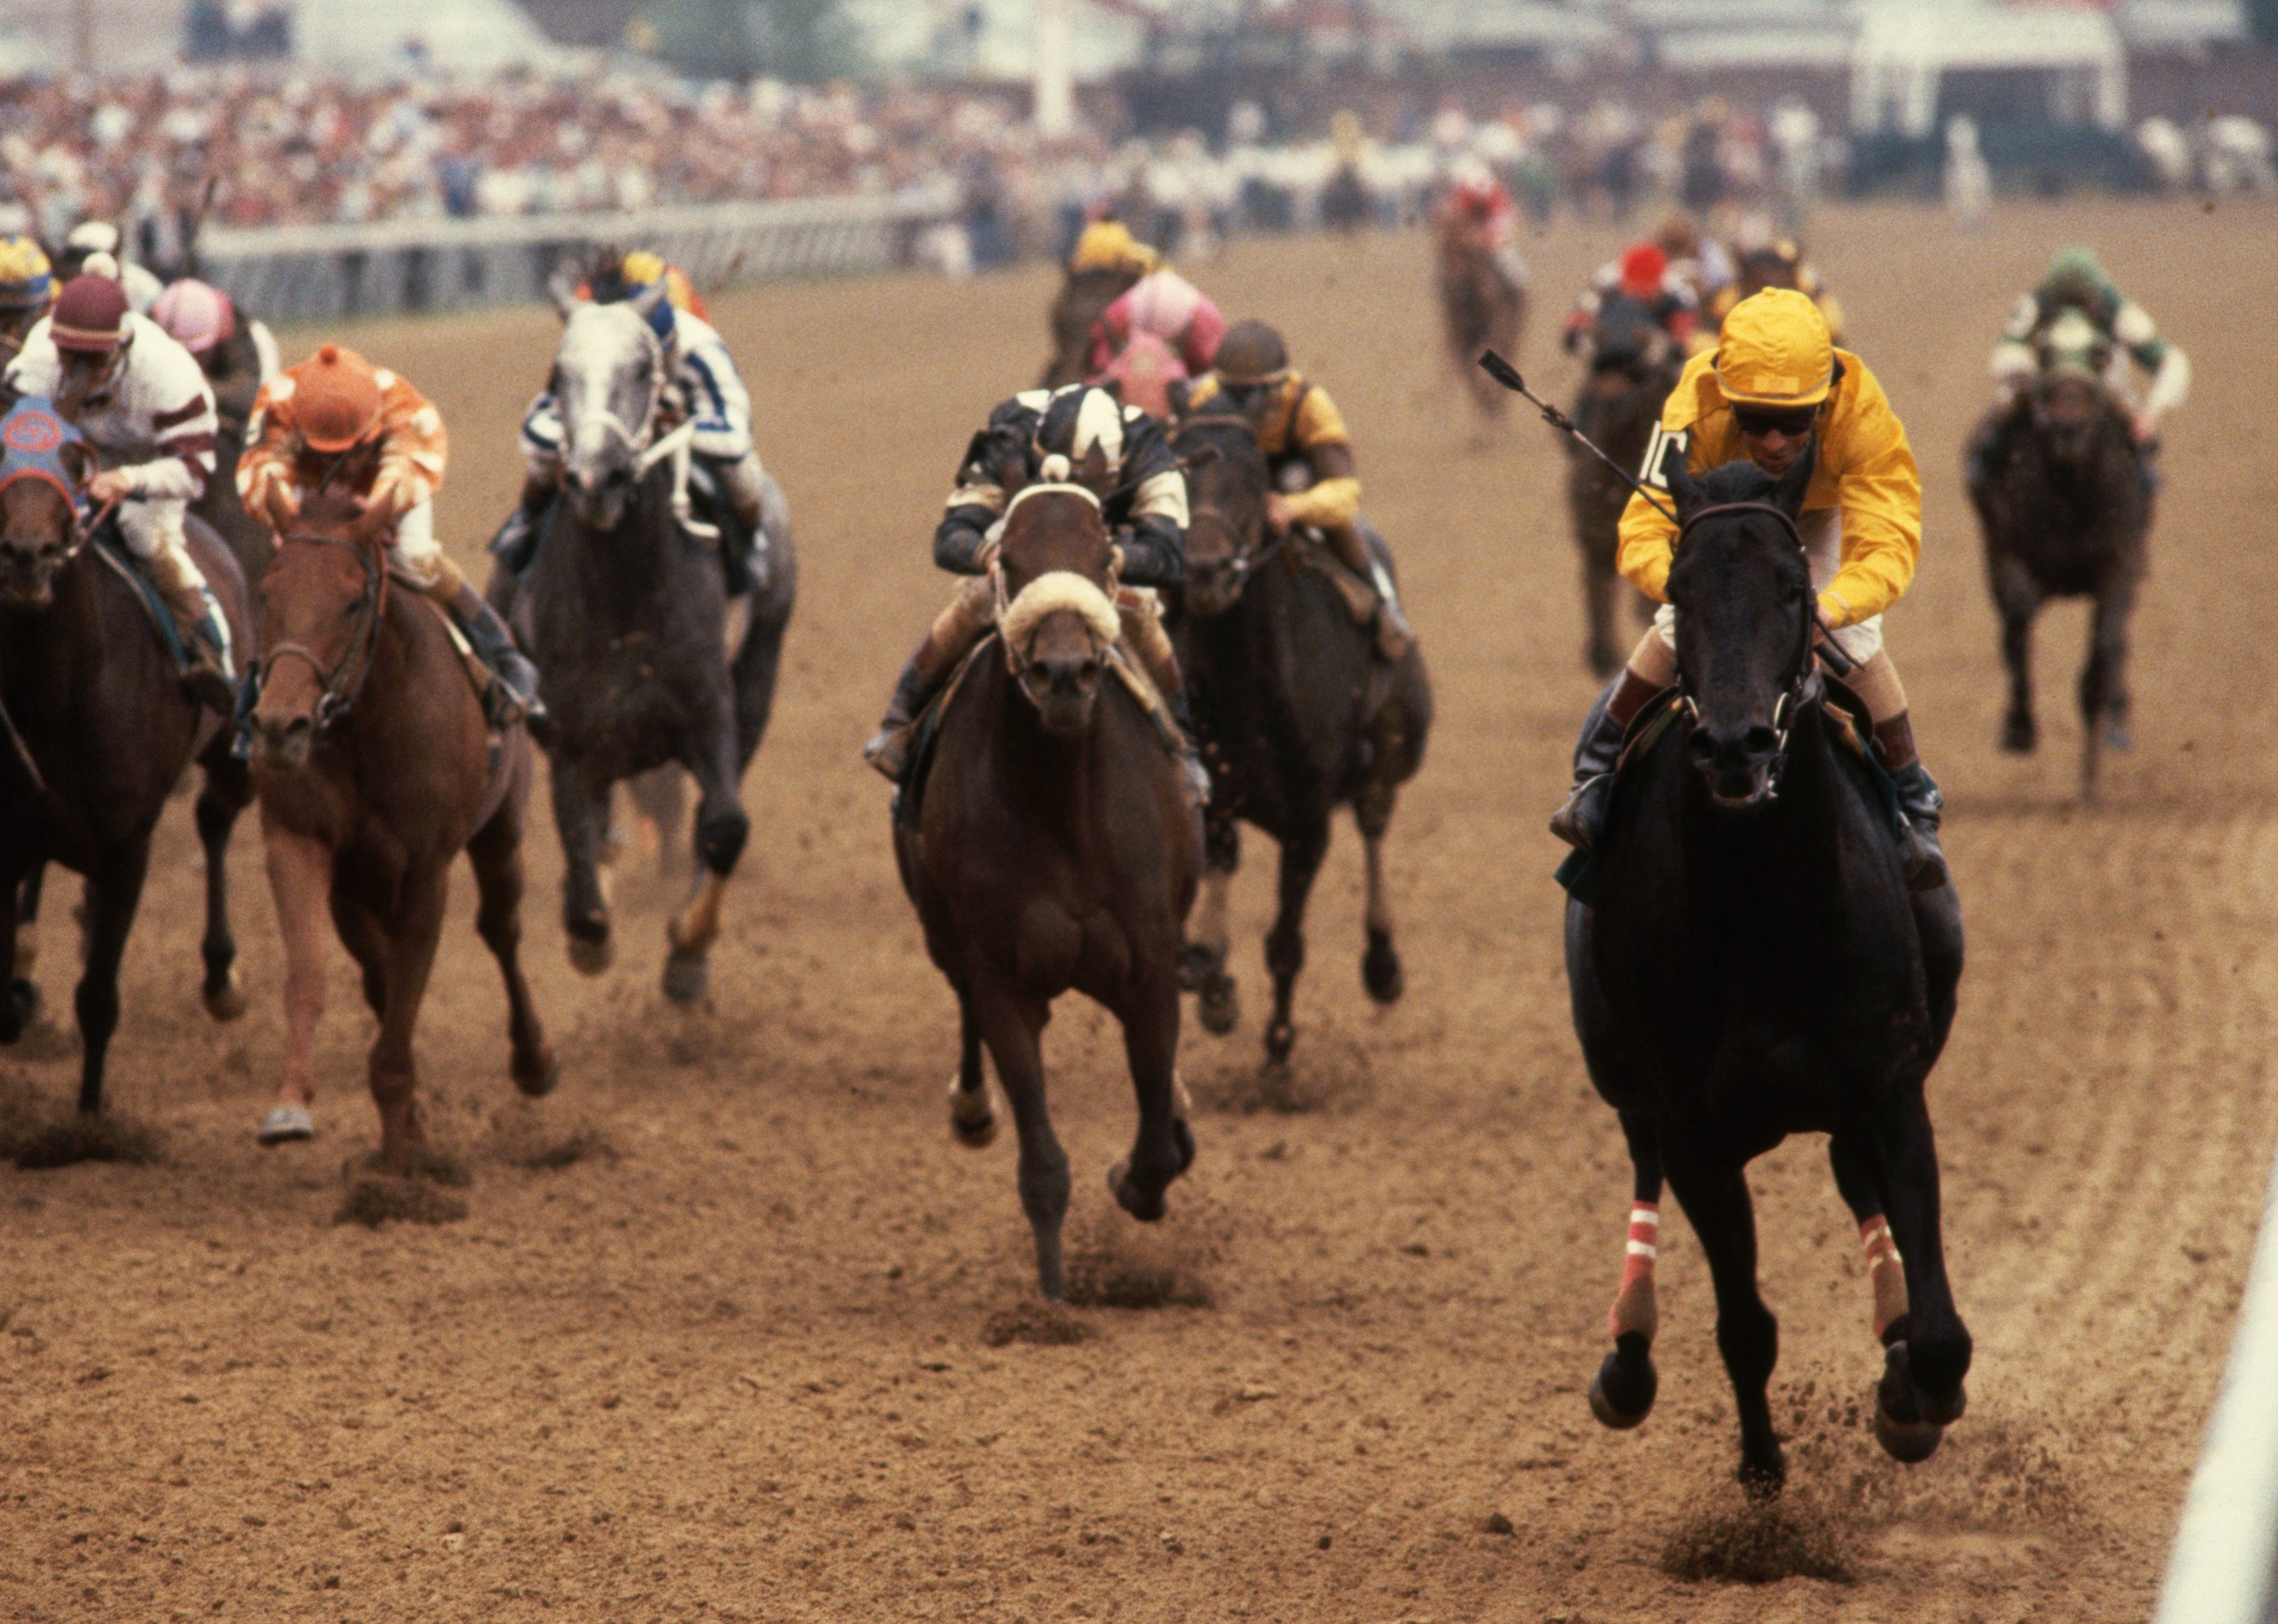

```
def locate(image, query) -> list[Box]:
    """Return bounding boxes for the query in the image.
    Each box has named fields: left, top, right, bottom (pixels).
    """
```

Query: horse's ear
left=1770, top=437, right=1818, bottom=519
left=629, top=278, right=670, bottom=326
left=547, top=261, right=582, bottom=321
left=1657, top=434, right=1702, bottom=516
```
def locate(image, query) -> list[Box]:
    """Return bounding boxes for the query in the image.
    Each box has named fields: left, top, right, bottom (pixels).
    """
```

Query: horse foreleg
left=1262, top=821, right=1330, bottom=1067
left=75, top=839, right=153, bottom=1116
left=194, top=757, right=253, bottom=1021
left=1589, top=1109, right=1663, bottom=1430
left=551, top=761, right=615, bottom=975
left=469, top=775, right=556, bottom=1098
left=1868, top=1093, right=1972, bottom=1464
left=1356, top=779, right=1405, bottom=1005
left=1664, top=1148, right=1785, bottom=1495
left=1183, top=815, right=1239, bottom=1034
left=261, top=819, right=334, bottom=1116
left=1992, top=557, right=2042, bottom=754
left=2082, top=568, right=2140, bottom=762
left=974, top=980, right=1069, bottom=1300
left=947, top=984, right=995, bottom=1147
left=368, top=865, right=450, bottom=1170
left=1829, top=1131, right=1908, bottom=1344
left=664, top=721, right=750, bottom=1005
left=1109, top=970, right=1193, bottom=1223
left=0, top=862, right=39, bottom=1039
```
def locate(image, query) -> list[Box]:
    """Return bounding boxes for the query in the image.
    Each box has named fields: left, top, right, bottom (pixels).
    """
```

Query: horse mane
left=1693, top=459, right=1782, bottom=506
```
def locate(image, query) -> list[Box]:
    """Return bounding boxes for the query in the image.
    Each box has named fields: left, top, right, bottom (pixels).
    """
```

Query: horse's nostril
left=1688, top=733, right=1717, bottom=766
left=1744, top=726, right=1779, bottom=758
left=1077, top=659, right=1101, bottom=683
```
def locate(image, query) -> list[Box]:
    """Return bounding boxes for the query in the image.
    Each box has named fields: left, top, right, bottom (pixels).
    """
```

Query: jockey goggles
left=1731, top=403, right=1819, bottom=438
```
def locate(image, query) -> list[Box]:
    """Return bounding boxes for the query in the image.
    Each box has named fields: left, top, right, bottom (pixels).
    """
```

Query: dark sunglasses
left=1733, top=403, right=1819, bottom=438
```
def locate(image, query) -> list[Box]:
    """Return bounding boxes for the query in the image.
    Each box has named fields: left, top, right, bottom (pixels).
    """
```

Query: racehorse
left=1437, top=238, right=1524, bottom=423
left=249, top=470, right=554, bottom=1161
left=1043, top=266, right=1140, bottom=389
left=894, top=474, right=1202, bottom=1300
left=1566, top=301, right=1677, bottom=676
left=1168, top=414, right=1432, bottom=1066
left=0, top=400, right=253, bottom=1114
left=1965, top=362, right=2150, bottom=798
left=495, top=290, right=797, bottom=1002
left=1566, top=452, right=1970, bottom=1493
left=192, top=405, right=273, bottom=594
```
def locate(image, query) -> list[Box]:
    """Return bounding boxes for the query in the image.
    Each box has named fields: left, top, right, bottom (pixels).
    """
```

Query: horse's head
left=1663, top=448, right=1819, bottom=810
left=252, top=480, right=383, bottom=771
left=0, top=431, right=92, bottom=611
left=1173, top=414, right=1267, bottom=617
left=548, top=293, right=669, bottom=532
left=996, top=483, right=1119, bottom=738
left=2028, top=368, right=2119, bottom=469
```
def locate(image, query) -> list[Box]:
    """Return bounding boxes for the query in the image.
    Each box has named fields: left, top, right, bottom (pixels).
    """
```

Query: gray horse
left=491, top=291, right=796, bottom=1001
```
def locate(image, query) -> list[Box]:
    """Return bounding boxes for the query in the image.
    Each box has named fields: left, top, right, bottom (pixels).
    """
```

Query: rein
left=1671, top=500, right=1820, bottom=799
left=262, top=531, right=388, bottom=733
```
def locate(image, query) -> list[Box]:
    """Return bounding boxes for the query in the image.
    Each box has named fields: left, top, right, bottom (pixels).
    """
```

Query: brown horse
left=1042, top=266, right=1140, bottom=388
left=894, top=481, right=1202, bottom=1300
left=0, top=415, right=253, bottom=1114
left=1438, top=237, right=1524, bottom=422
left=249, top=478, right=553, bottom=1163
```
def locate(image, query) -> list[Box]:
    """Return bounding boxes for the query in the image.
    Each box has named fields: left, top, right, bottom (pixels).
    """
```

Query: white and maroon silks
left=1608, top=1199, right=1659, bottom=1342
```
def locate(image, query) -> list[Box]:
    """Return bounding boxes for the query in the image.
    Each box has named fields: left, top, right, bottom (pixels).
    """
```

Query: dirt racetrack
left=1, top=198, right=2274, bottom=1623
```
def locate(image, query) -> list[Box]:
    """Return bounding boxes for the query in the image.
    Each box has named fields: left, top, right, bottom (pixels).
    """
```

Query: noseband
left=262, top=532, right=388, bottom=733
left=1672, top=500, right=1820, bottom=800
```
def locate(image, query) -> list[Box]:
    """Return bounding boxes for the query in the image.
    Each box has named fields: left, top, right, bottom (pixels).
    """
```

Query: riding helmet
left=294, top=344, right=385, bottom=453
left=0, top=236, right=52, bottom=312
left=1714, top=287, right=1834, bottom=410
left=1215, top=319, right=1290, bottom=387
left=48, top=273, right=131, bottom=354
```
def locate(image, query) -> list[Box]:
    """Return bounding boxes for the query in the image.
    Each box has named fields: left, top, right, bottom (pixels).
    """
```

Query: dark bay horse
left=1437, top=238, right=1524, bottom=424
left=250, top=479, right=553, bottom=1162
left=895, top=481, right=1202, bottom=1300
left=1566, top=454, right=1969, bottom=1493
left=1043, top=266, right=1140, bottom=388
left=1566, top=303, right=1677, bottom=676
left=1966, top=363, right=2150, bottom=798
left=192, top=407, right=273, bottom=594
left=496, top=295, right=797, bottom=1002
left=1168, top=415, right=1432, bottom=1066
left=0, top=405, right=253, bottom=1113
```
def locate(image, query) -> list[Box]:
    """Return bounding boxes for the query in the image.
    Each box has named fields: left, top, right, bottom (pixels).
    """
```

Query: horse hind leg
left=552, top=761, right=617, bottom=976
left=2079, top=570, right=2140, bottom=800
left=1356, top=781, right=1405, bottom=1005
left=367, top=868, right=451, bottom=1172
left=73, top=840, right=153, bottom=1116
left=469, top=771, right=557, bottom=1098
left=974, top=982, right=1070, bottom=1300
left=1263, top=821, right=1330, bottom=1067
left=1868, top=1095, right=1972, bottom=1464
left=1108, top=972, right=1194, bottom=1223
left=194, top=759, right=253, bottom=1021
left=663, top=726, right=750, bottom=1005
left=3, top=863, right=44, bottom=1037
left=1182, top=817, right=1239, bottom=1036
left=947, top=985, right=996, bottom=1148
left=1589, top=1110, right=1663, bottom=1430
left=1829, top=1131, right=1912, bottom=1347
left=1665, top=1150, right=1786, bottom=1495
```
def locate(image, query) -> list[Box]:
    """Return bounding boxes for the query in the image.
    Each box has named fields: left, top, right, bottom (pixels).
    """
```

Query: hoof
left=661, top=949, right=708, bottom=1005
left=1108, top=1158, right=1169, bottom=1222
left=566, top=933, right=614, bottom=977
left=1264, top=1018, right=1295, bottom=1066
left=1361, top=937, right=1405, bottom=1004
left=2103, top=719, right=2134, bottom=753
left=1874, top=1401, right=1945, bottom=1464
left=1586, top=1334, right=1657, bottom=1430
left=201, top=965, right=248, bottom=1022
left=512, top=1047, right=560, bottom=1098
left=1177, top=942, right=1220, bottom=995
left=1198, top=975, right=1239, bottom=1036
left=1874, top=1339, right=1956, bottom=1463
left=257, top=1105, right=315, bottom=1146
left=2000, top=715, right=2037, bottom=755
left=947, top=1077, right=997, bottom=1149
left=1170, top=1114, right=1196, bottom=1176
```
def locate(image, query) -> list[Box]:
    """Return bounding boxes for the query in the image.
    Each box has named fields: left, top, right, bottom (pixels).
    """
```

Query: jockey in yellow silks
left=1551, top=287, right=1947, bottom=889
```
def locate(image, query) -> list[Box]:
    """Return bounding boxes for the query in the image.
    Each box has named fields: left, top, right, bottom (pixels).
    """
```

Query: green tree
left=631, top=0, right=860, bottom=81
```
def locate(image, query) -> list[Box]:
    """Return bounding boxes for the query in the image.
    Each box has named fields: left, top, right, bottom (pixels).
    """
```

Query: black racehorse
left=1566, top=451, right=1970, bottom=1494
left=1168, top=413, right=1433, bottom=1066
left=1966, top=361, right=2150, bottom=798
left=1566, top=296, right=1677, bottom=676
left=492, top=291, right=796, bottom=1002
left=192, top=405, right=273, bottom=594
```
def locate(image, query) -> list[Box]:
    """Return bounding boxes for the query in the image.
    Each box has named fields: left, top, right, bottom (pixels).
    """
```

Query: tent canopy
left=1851, top=1, right=2128, bottom=136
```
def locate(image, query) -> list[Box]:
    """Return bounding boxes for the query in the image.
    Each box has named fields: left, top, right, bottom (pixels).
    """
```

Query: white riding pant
left=1650, top=507, right=1884, bottom=666
left=117, top=497, right=208, bottom=588
left=386, top=498, right=445, bottom=588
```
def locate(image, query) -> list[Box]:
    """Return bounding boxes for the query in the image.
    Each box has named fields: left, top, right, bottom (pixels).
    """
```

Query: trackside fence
left=196, top=185, right=961, bottom=324
left=2154, top=1130, right=2278, bottom=1624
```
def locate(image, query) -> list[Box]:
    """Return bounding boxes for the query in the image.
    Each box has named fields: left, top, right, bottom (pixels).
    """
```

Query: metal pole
left=2154, top=1130, right=2278, bottom=1624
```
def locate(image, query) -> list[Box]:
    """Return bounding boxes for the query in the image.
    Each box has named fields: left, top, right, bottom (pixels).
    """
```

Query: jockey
left=1178, top=319, right=1412, bottom=659
left=1563, top=242, right=1698, bottom=362
left=55, top=222, right=165, bottom=317
left=495, top=250, right=769, bottom=591
left=1988, top=247, right=2189, bottom=452
left=1087, top=262, right=1226, bottom=419
left=1549, top=288, right=1948, bottom=889
left=1705, top=239, right=1845, bottom=347
left=862, top=382, right=1205, bottom=800
left=1, top=265, right=234, bottom=710
left=236, top=343, right=542, bottom=729
left=150, top=278, right=280, bottom=433
left=1435, top=159, right=1528, bottom=292
left=1067, top=219, right=1159, bottom=280
left=0, top=235, right=55, bottom=359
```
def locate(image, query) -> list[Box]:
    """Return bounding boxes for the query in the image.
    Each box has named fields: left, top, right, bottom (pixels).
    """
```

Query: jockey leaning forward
left=1175, top=319, right=1412, bottom=660
left=863, top=382, right=1207, bottom=801
left=1563, top=242, right=1698, bottom=363
left=236, top=343, right=542, bottom=729
left=494, top=250, right=771, bottom=590
left=1087, top=259, right=1226, bottom=419
left=0, top=235, right=55, bottom=360
left=1435, top=159, right=1529, bottom=296
left=2, top=264, right=234, bottom=709
left=1549, top=287, right=1949, bottom=890
left=150, top=277, right=280, bottom=433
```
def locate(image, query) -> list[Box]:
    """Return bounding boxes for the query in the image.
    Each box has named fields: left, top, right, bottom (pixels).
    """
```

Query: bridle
left=1670, top=500, right=1820, bottom=800
left=1175, top=415, right=1284, bottom=597
left=260, top=531, right=388, bottom=733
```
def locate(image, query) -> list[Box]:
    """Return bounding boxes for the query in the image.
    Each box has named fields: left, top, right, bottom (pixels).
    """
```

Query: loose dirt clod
left=980, top=1300, right=1092, bottom=1348
left=489, top=1109, right=619, bottom=1171
left=1, top=1100, right=164, bottom=1170
left=334, top=1177, right=469, bottom=1228
left=1661, top=1493, right=1857, bottom=1585
left=1062, top=1209, right=1216, bottom=1309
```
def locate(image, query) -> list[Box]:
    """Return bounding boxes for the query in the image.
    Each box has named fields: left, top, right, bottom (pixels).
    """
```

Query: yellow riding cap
left=0, top=235, right=54, bottom=310
left=1715, top=287, right=1835, bottom=409
left=1069, top=220, right=1158, bottom=275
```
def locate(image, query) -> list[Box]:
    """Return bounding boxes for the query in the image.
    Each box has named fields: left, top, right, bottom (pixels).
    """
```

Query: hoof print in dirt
left=334, top=1177, right=470, bottom=1228
left=1661, top=1493, right=1857, bottom=1586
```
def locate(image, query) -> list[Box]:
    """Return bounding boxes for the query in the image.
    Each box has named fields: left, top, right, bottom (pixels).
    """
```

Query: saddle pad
left=92, top=533, right=190, bottom=670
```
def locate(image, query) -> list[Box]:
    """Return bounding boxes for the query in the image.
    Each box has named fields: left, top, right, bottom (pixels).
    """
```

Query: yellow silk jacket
left=1184, top=370, right=1361, bottom=531
left=1616, top=346, right=1921, bottom=628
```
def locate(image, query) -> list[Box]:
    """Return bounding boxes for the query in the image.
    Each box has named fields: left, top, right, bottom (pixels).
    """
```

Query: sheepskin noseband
left=1000, top=570, right=1122, bottom=662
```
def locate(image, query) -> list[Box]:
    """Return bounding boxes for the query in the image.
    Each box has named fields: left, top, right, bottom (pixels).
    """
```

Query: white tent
left=1851, top=1, right=2128, bottom=138
left=291, top=0, right=560, bottom=76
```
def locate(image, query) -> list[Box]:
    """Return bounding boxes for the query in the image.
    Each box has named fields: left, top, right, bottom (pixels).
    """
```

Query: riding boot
left=1549, top=668, right=1665, bottom=852
left=864, top=578, right=996, bottom=782
left=1873, top=714, right=1949, bottom=891
left=1326, top=522, right=1412, bottom=660
left=488, top=470, right=555, bottom=574
left=430, top=563, right=546, bottom=734
left=142, top=544, right=237, bottom=714
left=710, top=450, right=771, bottom=596
left=230, top=665, right=260, bottom=761
left=1117, top=588, right=1212, bottom=807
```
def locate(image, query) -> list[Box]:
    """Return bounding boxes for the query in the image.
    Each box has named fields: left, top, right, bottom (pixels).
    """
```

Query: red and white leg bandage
left=1861, top=1214, right=1909, bottom=1341
left=1608, top=1200, right=1660, bottom=1342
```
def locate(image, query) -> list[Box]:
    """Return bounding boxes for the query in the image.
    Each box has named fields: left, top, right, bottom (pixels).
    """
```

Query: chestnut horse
left=894, top=482, right=1203, bottom=1299
left=1438, top=237, right=1524, bottom=423
left=0, top=401, right=253, bottom=1113
left=249, top=477, right=553, bottom=1161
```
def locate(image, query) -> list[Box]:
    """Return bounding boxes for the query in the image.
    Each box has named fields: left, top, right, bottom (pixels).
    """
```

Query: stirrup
left=864, top=724, right=912, bottom=783
left=1549, top=773, right=1611, bottom=853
